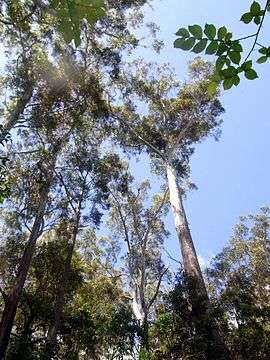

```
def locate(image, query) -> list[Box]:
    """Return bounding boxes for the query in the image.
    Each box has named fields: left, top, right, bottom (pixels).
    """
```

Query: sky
left=131, top=0, right=270, bottom=267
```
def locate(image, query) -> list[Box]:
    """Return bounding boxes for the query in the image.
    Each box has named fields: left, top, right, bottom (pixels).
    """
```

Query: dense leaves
left=50, top=0, right=106, bottom=46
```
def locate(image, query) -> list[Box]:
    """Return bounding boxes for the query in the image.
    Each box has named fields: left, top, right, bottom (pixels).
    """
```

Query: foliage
left=206, top=207, right=270, bottom=359
left=0, top=232, right=137, bottom=359
left=174, top=1, right=270, bottom=93
left=49, top=0, right=106, bottom=46
left=0, top=126, right=10, bottom=203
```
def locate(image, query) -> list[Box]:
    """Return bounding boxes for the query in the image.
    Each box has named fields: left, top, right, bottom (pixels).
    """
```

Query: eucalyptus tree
left=206, top=207, right=270, bottom=359
left=110, top=58, right=230, bottom=358
left=0, top=53, right=111, bottom=356
left=108, top=178, right=169, bottom=355
left=0, top=0, right=141, bottom=134
left=42, top=135, right=130, bottom=358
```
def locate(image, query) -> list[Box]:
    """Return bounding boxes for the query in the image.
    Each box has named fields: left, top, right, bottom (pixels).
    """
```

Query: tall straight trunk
left=43, top=218, right=80, bottom=359
left=166, top=163, right=231, bottom=360
left=0, top=181, right=51, bottom=359
left=166, top=163, right=207, bottom=297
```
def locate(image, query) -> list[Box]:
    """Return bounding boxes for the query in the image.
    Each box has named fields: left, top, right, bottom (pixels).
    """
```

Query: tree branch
left=244, top=0, right=270, bottom=63
left=110, top=113, right=167, bottom=162
left=110, top=191, right=132, bottom=253
left=0, top=285, right=8, bottom=304
left=147, top=267, right=168, bottom=311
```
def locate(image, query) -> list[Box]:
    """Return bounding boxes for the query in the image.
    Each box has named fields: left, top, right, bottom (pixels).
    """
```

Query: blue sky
left=132, top=0, right=270, bottom=266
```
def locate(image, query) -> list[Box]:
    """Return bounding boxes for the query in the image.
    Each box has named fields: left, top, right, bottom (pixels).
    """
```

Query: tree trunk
left=0, top=180, right=51, bottom=359
left=166, top=163, right=231, bottom=360
left=1, top=84, right=34, bottom=136
left=166, top=164, right=206, bottom=292
left=43, top=218, right=80, bottom=359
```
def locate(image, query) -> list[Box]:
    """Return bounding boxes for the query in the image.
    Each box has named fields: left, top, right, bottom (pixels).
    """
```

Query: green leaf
left=254, top=15, right=261, bottom=25
left=250, top=1, right=261, bottom=15
left=257, top=56, right=268, bottom=64
left=222, top=66, right=237, bottom=78
left=204, top=24, right=216, bottom=39
left=241, top=12, right=253, bottom=23
left=225, top=32, right=233, bottom=41
left=188, top=25, right=203, bottom=39
left=175, top=28, right=190, bottom=37
left=205, top=41, right=219, bottom=55
left=52, top=0, right=106, bottom=46
left=217, top=26, right=227, bottom=40
left=242, top=60, right=253, bottom=70
left=245, top=69, right=258, bottom=80
left=231, top=42, right=243, bottom=52
left=192, top=39, right=208, bottom=53
left=229, top=51, right=241, bottom=64
left=208, top=81, right=218, bottom=96
left=223, top=77, right=234, bottom=90
left=216, top=56, right=227, bottom=70
left=174, top=38, right=185, bottom=48
left=58, top=19, right=74, bottom=44
left=174, top=37, right=196, bottom=50
left=259, top=47, right=268, bottom=54
left=232, top=75, right=240, bottom=86
left=216, top=42, right=228, bottom=56
left=50, top=0, right=61, bottom=7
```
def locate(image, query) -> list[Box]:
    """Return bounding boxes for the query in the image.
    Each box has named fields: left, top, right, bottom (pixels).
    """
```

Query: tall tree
left=108, top=179, right=169, bottom=355
left=110, top=58, right=230, bottom=358
left=43, top=138, right=130, bottom=358
left=206, top=207, right=270, bottom=359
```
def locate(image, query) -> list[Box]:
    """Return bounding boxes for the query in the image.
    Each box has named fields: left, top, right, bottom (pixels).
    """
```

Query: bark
left=0, top=180, right=51, bottom=359
left=166, top=163, right=207, bottom=296
left=166, top=163, right=231, bottom=360
left=1, top=84, right=34, bottom=136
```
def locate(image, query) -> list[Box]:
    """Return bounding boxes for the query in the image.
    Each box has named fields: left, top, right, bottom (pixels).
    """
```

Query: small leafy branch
left=174, top=1, right=270, bottom=93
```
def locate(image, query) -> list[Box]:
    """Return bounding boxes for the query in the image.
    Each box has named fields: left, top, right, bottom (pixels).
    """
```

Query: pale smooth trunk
left=166, top=163, right=231, bottom=359
left=166, top=163, right=207, bottom=296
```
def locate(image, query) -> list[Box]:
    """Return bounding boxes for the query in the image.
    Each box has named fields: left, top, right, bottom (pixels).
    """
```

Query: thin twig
left=244, top=0, right=269, bottom=63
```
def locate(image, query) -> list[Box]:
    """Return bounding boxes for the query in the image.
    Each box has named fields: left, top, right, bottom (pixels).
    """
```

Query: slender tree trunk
left=141, top=317, right=149, bottom=353
left=43, top=218, right=80, bottom=359
left=166, top=163, right=231, bottom=360
left=0, top=180, right=51, bottom=359
left=1, top=84, right=34, bottom=136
